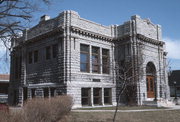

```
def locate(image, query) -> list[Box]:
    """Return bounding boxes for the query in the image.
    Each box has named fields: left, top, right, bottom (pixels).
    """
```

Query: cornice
left=137, top=34, right=165, bottom=46
left=23, top=27, right=64, bottom=45
left=113, top=34, right=165, bottom=46
left=71, top=26, right=113, bottom=41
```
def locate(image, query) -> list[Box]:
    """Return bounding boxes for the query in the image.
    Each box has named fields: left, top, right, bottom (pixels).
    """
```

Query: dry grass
left=0, top=95, right=73, bottom=122
left=66, top=110, right=180, bottom=122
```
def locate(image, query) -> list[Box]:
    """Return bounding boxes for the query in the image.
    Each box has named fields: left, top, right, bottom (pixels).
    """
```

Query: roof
left=169, top=70, right=180, bottom=86
left=0, top=74, right=9, bottom=82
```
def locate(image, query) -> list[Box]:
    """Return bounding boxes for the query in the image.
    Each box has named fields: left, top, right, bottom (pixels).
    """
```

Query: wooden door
left=146, top=76, right=155, bottom=98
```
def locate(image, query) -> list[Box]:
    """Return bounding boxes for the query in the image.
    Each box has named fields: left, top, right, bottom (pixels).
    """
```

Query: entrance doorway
left=146, top=62, right=156, bottom=99
left=146, top=76, right=155, bottom=98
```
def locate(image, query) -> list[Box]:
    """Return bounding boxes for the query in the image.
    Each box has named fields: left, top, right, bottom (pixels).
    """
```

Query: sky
left=1, top=0, right=180, bottom=73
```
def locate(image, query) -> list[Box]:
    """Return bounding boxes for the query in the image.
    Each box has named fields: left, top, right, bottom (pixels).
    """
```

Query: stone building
left=0, top=74, right=9, bottom=103
left=8, top=10, right=170, bottom=107
left=169, top=70, right=180, bottom=97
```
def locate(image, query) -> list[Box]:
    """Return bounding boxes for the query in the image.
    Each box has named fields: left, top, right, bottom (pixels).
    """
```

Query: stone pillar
left=100, top=47, right=102, bottom=74
left=91, top=87, right=94, bottom=106
left=102, top=88, right=104, bottom=106
left=89, top=46, right=92, bottom=73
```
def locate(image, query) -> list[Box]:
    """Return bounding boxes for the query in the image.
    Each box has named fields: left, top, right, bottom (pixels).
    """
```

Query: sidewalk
left=72, top=105, right=180, bottom=113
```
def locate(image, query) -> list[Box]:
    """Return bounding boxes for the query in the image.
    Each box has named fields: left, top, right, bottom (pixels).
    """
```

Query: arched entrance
left=146, top=62, right=156, bottom=98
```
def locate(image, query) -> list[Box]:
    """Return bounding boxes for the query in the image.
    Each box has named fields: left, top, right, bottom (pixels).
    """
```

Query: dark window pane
left=82, top=88, right=91, bottom=106
left=92, top=47, right=99, bottom=73
left=80, top=44, right=89, bottom=72
left=102, top=49, right=109, bottom=74
left=34, top=50, right=38, bottom=63
left=80, top=44, right=89, bottom=52
left=104, top=88, right=111, bottom=104
left=28, top=52, right=33, bottom=64
left=93, top=88, right=101, bottom=105
left=46, top=46, right=51, bottom=60
left=53, top=44, right=58, bottom=58
left=44, top=88, right=49, bottom=98
left=92, top=47, right=99, bottom=54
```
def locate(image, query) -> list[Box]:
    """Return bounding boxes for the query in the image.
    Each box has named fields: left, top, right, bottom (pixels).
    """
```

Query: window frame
left=46, top=46, right=51, bottom=60
left=102, top=48, right=110, bottom=74
left=28, top=51, right=33, bottom=64
left=34, top=50, right=39, bottom=63
left=80, top=44, right=90, bottom=72
left=81, top=88, right=91, bottom=106
left=52, top=44, right=58, bottom=58
left=92, top=46, right=100, bottom=73
left=104, top=88, right=112, bottom=105
left=93, top=88, right=102, bottom=105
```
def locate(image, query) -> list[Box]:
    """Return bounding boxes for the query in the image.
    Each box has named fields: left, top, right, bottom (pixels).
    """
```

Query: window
left=104, top=88, right=112, bottom=104
left=31, top=89, right=35, bottom=98
left=46, top=46, right=51, bottom=60
left=50, top=88, right=55, bottom=97
left=102, top=49, right=109, bottom=74
left=80, top=44, right=89, bottom=72
left=81, top=88, right=91, bottom=106
left=93, top=88, right=101, bottom=105
left=28, top=52, right=33, bottom=64
left=44, top=88, right=49, bottom=98
left=52, top=44, right=58, bottom=58
left=34, top=50, right=38, bottom=63
left=92, top=46, right=100, bottom=73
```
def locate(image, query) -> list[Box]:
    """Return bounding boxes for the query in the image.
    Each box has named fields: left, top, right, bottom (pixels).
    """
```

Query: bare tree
left=0, top=0, right=50, bottom=50
left=113, top=42, right=145, bottom=122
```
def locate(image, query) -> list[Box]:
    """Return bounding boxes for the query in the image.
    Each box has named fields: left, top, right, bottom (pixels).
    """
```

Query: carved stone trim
left=24, top=27, right=64, bottom=45
left=71, top=26, right=113, bottom=41
left=137, top=34, right=164, bottom=46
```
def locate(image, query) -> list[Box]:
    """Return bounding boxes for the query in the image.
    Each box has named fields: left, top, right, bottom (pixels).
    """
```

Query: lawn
left=66, top=110, right=180, bottom=122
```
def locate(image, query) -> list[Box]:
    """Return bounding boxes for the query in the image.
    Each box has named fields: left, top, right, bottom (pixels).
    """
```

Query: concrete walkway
left=72, top=105, right=180, bottom=113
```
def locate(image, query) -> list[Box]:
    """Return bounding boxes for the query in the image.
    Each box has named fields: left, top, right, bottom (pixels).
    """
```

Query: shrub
left=0, top=95, right=73, bottom=122
left=24, top=95, right=73, bottom=122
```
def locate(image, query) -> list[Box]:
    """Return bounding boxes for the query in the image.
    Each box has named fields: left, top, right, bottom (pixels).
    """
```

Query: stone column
left=91, top=87, right=94, bottom=106
left=102, top=88, right=104, bottom=106
left=100, top=47, right=102, bottom=74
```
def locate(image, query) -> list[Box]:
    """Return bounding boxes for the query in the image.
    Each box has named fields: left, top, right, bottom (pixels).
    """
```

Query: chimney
left=40, top=15, right=50, bottom=22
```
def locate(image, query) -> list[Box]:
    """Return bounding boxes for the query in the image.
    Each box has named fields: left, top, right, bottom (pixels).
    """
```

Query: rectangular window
left=102, top=49, right=109, bottom=74
left=50, top=88, right=55, bottom=97
left=92, top=46, right=100, bottom=73
left=46, top=46, right=51, bottom=60
left=34, top=50, right=38, bottom=63
left=31, top=89, right=35, bottom=98
left=104, top=88, right=112, bottom=104
left=28, top=52, right=33, bottom=64
left=93, top=88, right=101, bottom=105
left=44, top=88, right=49, bottom=98
left=80, top=44, right=89, bottom=72
left=52, top=44, right=58, bottom=58
left=81, top=88, right=91, bottom=106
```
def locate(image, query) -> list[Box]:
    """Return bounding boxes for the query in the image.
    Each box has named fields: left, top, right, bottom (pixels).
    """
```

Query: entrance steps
left=143, top=99, right=175, bottom=107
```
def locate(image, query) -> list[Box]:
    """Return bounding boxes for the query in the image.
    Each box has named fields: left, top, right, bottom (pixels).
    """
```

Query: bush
left=0, top=95, right=73, bottom=122
left=24, top=95, right=73, bottom=122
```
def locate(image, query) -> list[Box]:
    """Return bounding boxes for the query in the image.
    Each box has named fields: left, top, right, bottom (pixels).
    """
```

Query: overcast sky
left=1, top=0, right=180, bottom=72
